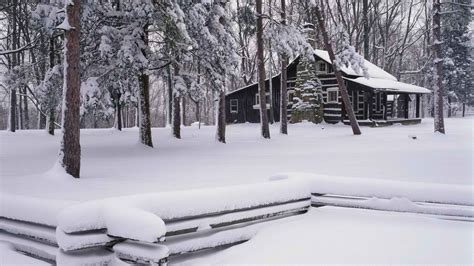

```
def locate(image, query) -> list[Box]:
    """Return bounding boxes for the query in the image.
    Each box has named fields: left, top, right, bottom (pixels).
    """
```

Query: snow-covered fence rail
left=284, top=174, right=474, bottom=220
left=1, top=179, right=311, bottom=264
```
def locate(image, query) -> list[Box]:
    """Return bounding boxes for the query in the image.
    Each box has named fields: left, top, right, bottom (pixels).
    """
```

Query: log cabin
left=225, top=49, right=431, bottom=126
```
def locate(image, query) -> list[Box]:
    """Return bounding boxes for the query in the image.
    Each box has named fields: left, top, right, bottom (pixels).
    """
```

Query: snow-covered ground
left=1, top=118, right=472, bottom=202
left=1, top=117, right=473, bottom=264
left=178, top=207, right=473, bottom=265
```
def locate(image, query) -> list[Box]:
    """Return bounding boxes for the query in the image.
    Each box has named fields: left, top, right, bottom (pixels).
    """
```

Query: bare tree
left=256, top=0, right=270, bottom=139
left=280, top=0, right=288, bottom=135
left=432, top=0, right=445, bottom=133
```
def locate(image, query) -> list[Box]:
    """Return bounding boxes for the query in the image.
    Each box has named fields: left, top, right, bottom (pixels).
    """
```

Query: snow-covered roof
left=345, top=77, right=431, bottom=94
left=313, top=49, right=397, bottom=81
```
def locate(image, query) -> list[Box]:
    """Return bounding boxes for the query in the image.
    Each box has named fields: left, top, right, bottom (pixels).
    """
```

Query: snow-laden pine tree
left=441, top=0, right=473, bottom=117
left=31, top=3, right=63, bottom=135
left=264, top=1, right=314, bottom=133
left=182, top=0, right=239, bottom=143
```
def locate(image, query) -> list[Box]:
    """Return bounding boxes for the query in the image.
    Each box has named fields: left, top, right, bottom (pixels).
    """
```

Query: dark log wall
left=226, top=56, right=424, bottom=125
left=226, top=60, right=298, bottom=124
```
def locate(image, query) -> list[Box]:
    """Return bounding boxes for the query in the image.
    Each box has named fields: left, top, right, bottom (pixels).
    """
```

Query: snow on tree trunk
left=314, top=4, right=361, bottom=136
left=59, top=0, right=81, bottom=178
left=279, top=0, right=288, bottom=135
left=138, top=25, right=153, bottom=147
left=8, top=1, right=18, bottom=133
left=256, top=0, right=271, bottom=139
left=47, top=37, right=56, bottom=136
left=172, top=65, right=181, bottom=139
left=138, top=73, right=153, bottom=146
left=432, top=0, right=445, bottom=134
left=216, top=90, right=226, bottom=143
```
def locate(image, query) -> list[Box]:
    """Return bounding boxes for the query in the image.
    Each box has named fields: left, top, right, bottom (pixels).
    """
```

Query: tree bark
left=362, top=0, right=370, bottom=60
left=182, top=95, right=186, bottom=126
left=172, top=64, right=181, bottom=139
left=48, top=37, right=56, bottom=135
left=115, top=93, right=122, bottom=130
left=23, top=86, right=29, bottom=129
left=59, top=0, right=81, bottom=178
left=280, top=0, right=288, bottom=135
left=138, top=25, right=153, bottom=147
left=9, top=0, right=17, bottom=132
left=216, top=90, right=226, bottom=143
left=256, top=0, right=271, bottom=139
left=432, top=0, right=445, bottom=133
left=314, top=2, right=361, bottom=135
left=167, top=63, right=173, bottom=125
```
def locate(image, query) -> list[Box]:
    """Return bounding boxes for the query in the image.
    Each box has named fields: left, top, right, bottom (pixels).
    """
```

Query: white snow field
left=178, top=207, right=473, bottom=265
left=1, top=117, right=473, bottom=264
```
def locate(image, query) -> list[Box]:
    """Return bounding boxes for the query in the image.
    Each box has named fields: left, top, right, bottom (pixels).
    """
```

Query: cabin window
left=230, top=99, right=238, bottom=113
left=327, top=88, right=339, bottom=103
left=255, top=93, right=270, bottom=105
left=376, top=93, right=382, bottom=111
left=317, top=62, right=327, bottom=73
left=352, top=91, right=358, bottom=112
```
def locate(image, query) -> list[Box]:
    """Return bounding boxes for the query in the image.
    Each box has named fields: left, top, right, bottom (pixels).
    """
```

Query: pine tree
left=441, top=0, right=473, bottom=117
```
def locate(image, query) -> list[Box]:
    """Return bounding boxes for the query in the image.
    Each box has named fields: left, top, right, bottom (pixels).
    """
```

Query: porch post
left=404, top=94, right=409, bottom=119
left=368, top=91, right=374, bottom=120
left=383, top=93, right=388, bottom=120
left=416, top=94, right=421, bottom=118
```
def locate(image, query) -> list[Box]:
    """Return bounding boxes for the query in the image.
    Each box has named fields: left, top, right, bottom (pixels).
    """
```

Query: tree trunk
left=19, top=88, right=23, bottom=129
left=172, top=95, right=181, bottom=138
left=432, top=0, right=445, bottom=133
left=115, top=93, right=122, bottom=131
left=172, top=64, right=181, bottom=139
left=167, top=64, right=173, bottom=126
left=23, top=87, right=29, bottom=129
left=314, top=3, right=361, bottom=135
left=268, top=0, right=274, bottom=124
left=182, top=95, right=186, bottom=126
left=256, top=0, right=271, bottom=139
left=48, top=107, right=55, bottom=135
left=362, top=0, right=370, bottom=60
left=59, top=0, right=81, bottom=178
left=216, top=90, right=226, bottom=143
left=462, top=103, right=465, bottom=117
left=138, top=25, right=153, bottom=147
left=47, top=37, right=56, bottom=135
left=280, top=0, right=288, bottom=135
left=9, top=0, right=17, bottom=132
left=196, top=101, right=201, bottom=129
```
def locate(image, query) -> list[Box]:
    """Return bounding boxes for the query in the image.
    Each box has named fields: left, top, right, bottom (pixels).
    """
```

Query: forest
left=0, top=1, right=472, bottom=175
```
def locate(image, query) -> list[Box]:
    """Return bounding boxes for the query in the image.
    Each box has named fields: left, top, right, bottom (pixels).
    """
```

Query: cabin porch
left=342, top=77, right=430, bottom=126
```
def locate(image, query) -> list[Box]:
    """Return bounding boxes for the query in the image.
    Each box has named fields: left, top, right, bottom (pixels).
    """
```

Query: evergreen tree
left=441, top=0, right=473, bottom=117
